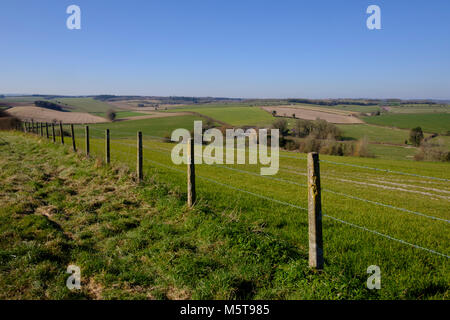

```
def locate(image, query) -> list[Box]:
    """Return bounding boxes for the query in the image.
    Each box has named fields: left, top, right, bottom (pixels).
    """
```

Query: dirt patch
left=261, top=106, right=364, bottom=124
left=6, top=106, right=107, bottom=124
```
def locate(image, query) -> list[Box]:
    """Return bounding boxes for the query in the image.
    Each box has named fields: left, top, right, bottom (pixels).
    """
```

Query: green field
left=168, top=106, right=274, bottom=126
left=73, top=115, right=206, bottom=139
left=362, top=113, right=450, bottom=134
left=114, top=111, right=150, bottom=119
left=337, top=124, right=410, bottom=145
left=56, top=98, right=115, bottom=115
left=1, top=131, right=449, bottom=299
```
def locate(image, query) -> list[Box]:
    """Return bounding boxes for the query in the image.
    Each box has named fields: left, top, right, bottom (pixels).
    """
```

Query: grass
left=167, top=106, right=275, bottom=126
left=56, top=98, right=115, bottom=115
left=1, top=129, right=448, bottom=299
left=114, top=111, right=150, bottom=119
left=367, top=144, right=417, bottom=161
left=337, top=124, right=411, bottom=145
left=72, top=115, right=207, bottom=139
left=362, top=113, right=450, bottom=134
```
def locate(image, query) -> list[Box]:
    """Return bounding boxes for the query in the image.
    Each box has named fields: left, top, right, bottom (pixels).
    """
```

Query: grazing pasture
left=362, top=113, right=450, bottom=134
left=1, top=130, right=449, bottom=299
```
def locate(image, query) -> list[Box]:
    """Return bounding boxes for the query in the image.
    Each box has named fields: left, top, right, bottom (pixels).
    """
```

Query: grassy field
left=72, top=115, right=206, bottom=139
left=362, top=113, right=450, bottom=134
left=56, top=98, right=116, bottom=116
left=337, top=124, right=410, bottom=145
left=114, top=111, right=150, bottom=119
left=167, top=106, right=275, bottom=126
left=2, top=129, right=448, bottom=299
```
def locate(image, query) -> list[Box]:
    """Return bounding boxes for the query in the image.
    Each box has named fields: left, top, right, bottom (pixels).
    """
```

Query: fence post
left=59, top=122, right=64, bottom=145
left=45, top=123, right=49, bottom=139
left=307, top=152, right=324, bottom=270
left=137, top=131, right=143, bottom=182
left=31, top=119, right=34, bottom=134
left=71, top=124, right=76, bottom=152
left=40, top=122, right=43, bottom=137
left=85, top=126, right=90, bottom=157
left=52, top=123, right=56, bottom=143
left=187, top=138, right=196, bottom=207
left=105, top=129, right=110, bottom=164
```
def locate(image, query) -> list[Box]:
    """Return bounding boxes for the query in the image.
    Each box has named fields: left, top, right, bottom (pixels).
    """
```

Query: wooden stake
left=137, top=131, right=143, bottom=182
left=187, top=138, right=196, bottom=207
left=59, top=122, right=64, bottom=145
left=71, top=124, right=76, bottom=152
left=45, top=123, right=49, bottom=139
left=307, top=152, right=324, bottom=270
left=105, top=129, right=110, bottom=164
left=85, top=126, right=90, bottom=157
left=52, top=123, right=56, bottom=143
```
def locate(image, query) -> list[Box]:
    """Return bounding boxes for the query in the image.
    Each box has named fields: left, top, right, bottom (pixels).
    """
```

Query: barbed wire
left=109, top=146, right=450, bottom=259
left=113, top=140, right=449, bottom=223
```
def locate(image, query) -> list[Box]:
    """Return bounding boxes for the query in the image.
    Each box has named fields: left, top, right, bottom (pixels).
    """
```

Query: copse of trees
left=409, top=127, right=424, bottom=147
left=34, top=101, right=65, bottom=111
left=293, top=118, right=341, bottom=140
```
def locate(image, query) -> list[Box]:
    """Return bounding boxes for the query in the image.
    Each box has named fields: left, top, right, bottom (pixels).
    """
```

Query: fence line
left=84, top=127, right=449, bottom=182
left=16, top=123, right=450, bottom=259
left=110, top=146, right=450, bottom=260
left=113, top=140, right=449, bottom=224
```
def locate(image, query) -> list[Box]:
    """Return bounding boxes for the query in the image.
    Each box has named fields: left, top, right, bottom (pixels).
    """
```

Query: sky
left=1, top=0, right=449, bottom=99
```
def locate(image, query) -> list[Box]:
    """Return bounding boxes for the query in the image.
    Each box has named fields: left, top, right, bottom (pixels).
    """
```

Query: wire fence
left=13, top=121, right=450, bottom=261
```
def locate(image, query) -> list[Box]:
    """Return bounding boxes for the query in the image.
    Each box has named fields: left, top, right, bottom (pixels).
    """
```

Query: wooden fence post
left=85, top=126, right=90, bottom=157
left=187, top=138, right=196, bottom=207
left=52, top=123, right=56, bottom=143
left=105, top=129, right=110, bottom=164
left=45, top=123, right=49, bottom=139
left=71, top=124, right=76, bottom=152
left=307, top=152, right=324, bottom=270
left=31, top=119, right=34, bottom=134
left=40, top=122, right=43, bottom=136
left=59, top=122, right=64, bottom=145
left=137, top=131, right=143, bottom=182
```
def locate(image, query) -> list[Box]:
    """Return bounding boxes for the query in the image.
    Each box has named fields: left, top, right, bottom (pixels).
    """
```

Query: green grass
left=367, top=144, right=417, bottom=161
left=2, top=129, right=448, bottom=299
left=362, top=113, right=450, bottom=134
left=168, top=106, right=274, bottom=126
left=114, top=111, right=150, bottom=119
left=337, top=124, right=411, bottom=145
left=73, top=115, right=206, bottom=139
left=56, top=98, right=115, bottom=115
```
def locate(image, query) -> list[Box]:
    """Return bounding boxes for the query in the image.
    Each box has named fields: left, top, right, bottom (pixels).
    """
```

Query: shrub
left=106, top=110, right=116, bottom=121
left=414, top=139, right=450, bottom=162
left=409, top=127, right=424, bottom=147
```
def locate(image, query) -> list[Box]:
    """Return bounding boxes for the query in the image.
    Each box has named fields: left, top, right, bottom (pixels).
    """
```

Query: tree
left=106, top=110, right=116, bottom=122
left=272, top=119, right=289, bottom=137
left=409, top=127, right=424, bottom=147
left=272, top=110, right=277, bottom=117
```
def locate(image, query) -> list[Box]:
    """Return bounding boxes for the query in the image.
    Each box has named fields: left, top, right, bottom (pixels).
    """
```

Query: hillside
left=0, top=130, right=448, bottom=299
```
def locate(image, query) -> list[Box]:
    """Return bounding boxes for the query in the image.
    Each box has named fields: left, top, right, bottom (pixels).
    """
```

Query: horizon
left=1, top=0, right=450, bottom=99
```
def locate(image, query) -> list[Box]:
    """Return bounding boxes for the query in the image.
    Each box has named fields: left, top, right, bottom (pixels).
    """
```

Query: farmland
left=167, top=106, right=274, bottom=126
left=362, top=113, right=450, bottom=134
left=1, top=129, right=448, bottom=299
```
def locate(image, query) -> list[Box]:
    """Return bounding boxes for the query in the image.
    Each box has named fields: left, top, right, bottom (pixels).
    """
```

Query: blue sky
left=1, top=0, right=449, bottom=99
